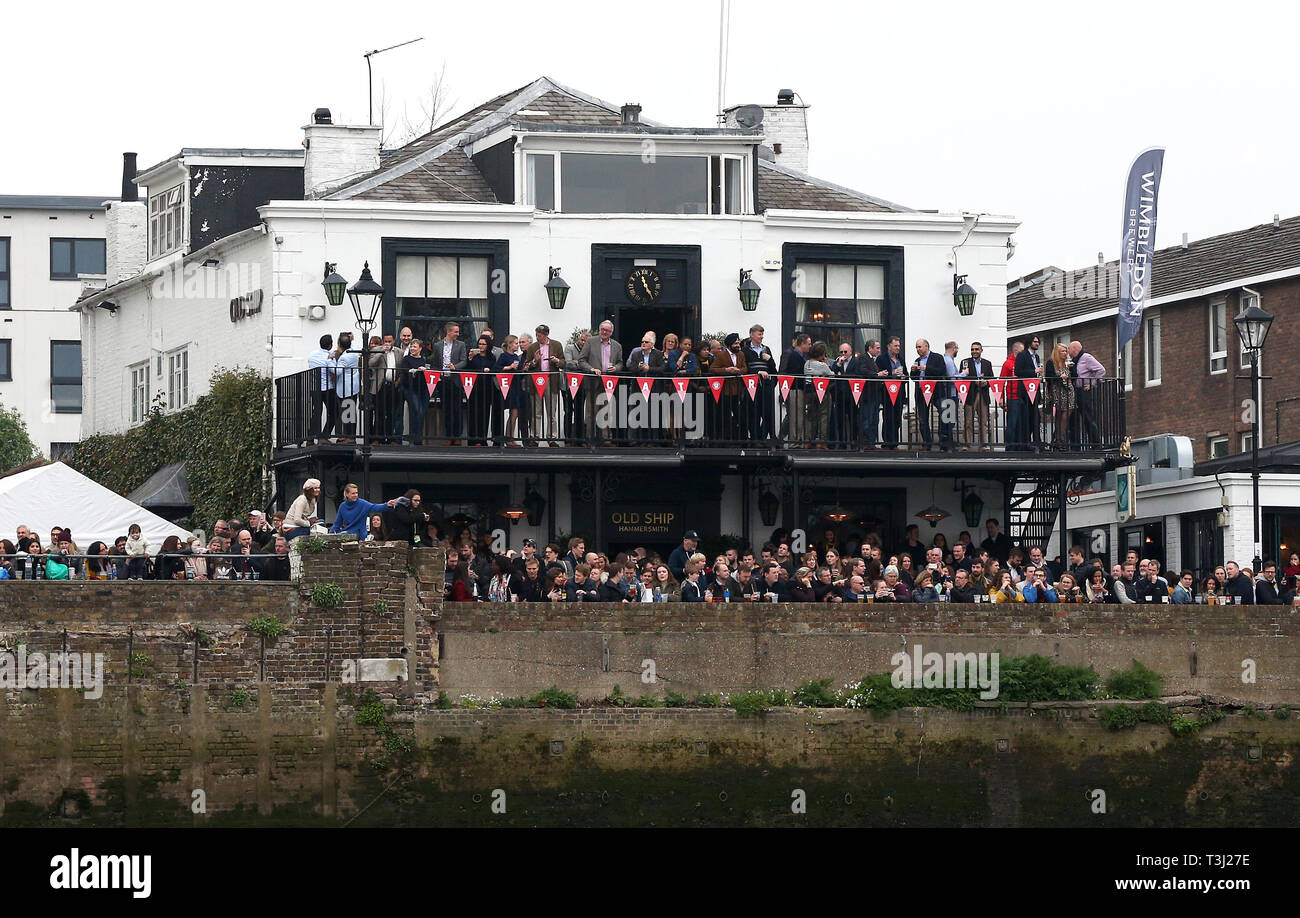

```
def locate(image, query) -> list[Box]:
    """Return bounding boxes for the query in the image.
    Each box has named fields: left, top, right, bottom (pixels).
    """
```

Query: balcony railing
left=275, top=366, right=1125, bottom=454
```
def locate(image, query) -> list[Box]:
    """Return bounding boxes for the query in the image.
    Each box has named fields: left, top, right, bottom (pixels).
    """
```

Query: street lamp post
left=348, top=262, right=385, bottom=493
left=1234, top=299, right=1274, bottom=573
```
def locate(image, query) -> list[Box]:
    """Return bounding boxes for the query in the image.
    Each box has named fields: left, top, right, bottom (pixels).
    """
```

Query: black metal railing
left=1, top=552, right=293, bottom=582
left=274, top=366, right=1126, bottom=454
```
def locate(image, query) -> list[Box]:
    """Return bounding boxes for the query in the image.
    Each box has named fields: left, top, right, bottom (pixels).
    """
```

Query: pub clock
left=625, top=267, right=663, bottom=305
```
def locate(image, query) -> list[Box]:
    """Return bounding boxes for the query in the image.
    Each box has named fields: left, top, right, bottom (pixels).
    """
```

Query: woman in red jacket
left=446, top=561, right=477, bottom=601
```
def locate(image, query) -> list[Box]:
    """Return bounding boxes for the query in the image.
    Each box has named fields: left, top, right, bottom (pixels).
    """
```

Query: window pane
left=794, top=263, right=824, bottom=298
left=52, top=383, right=82, bottom=413
left=51, top=240, right=72, bottom=276
left=0, top=280, right=8, bottom=308
left=527, top=154, right=554, bottom=210
left=459, top=257, right=488, bottom=299
left=0, top=239, right=8, bottom=272
left=855, top=265, right=885, bottom=300
left=826, top=264, right=854, bottom=299
left=427, top=256, right=457, bottom=298
left=725, top=158, right=742, bottom=214
left=560, top=153, right=708, bottom=214
left=52, top=342, right=81, bottom=378
left=395, top=255, right=426, bottom=297
left=0, top=340, right=10, bottom=379
left=75, top=240, right=106, bottom=275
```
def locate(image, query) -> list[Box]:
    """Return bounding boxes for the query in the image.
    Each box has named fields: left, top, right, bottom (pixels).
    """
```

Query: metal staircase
left=1007, top=475, right=1062, bottom=551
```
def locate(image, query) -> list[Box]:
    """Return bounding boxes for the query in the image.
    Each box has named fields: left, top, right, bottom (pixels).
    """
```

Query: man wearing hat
left=284, top=479, right=322, bottom=541
left=668, top=530, right=700, bottom=582
left=523, top=324, right=566, bottom=445
left=512, top=537, right=540, bottom=576
left=707, top=334, right=747, bottom=440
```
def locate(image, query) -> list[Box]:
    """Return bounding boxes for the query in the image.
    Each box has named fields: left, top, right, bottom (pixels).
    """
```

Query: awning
left=127, top=461, right=193, bottom=513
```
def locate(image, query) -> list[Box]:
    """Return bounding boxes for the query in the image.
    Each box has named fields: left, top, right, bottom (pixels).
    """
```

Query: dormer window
left=149, top=183, right=185, bottom=258
left=524, top=150, right=748, bottom=215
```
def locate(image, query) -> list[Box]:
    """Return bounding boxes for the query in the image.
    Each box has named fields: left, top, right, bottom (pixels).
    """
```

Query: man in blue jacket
left=1020, top=567, right=1058, bottom=603
left=329, top=483, right=398, bottom=538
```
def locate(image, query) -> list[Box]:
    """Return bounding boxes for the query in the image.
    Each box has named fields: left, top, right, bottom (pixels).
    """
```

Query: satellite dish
left=733, top=104, right=764, bottom=129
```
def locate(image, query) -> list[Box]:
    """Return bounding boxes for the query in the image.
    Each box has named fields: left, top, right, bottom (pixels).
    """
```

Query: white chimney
left=104, top=153, right=146, bottom=284
left=723, top=89, right=810, bottom=174
left=303, top=108, right=381, bottom=198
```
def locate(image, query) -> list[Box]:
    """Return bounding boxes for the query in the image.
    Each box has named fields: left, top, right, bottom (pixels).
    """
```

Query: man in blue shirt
left=329, top=483, right=398, bottom=538
left=1020, top=567, right=1058, bottom=603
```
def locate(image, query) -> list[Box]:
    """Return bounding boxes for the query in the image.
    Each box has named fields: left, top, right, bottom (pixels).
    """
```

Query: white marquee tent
left=0, top=462, right=192, bottom=549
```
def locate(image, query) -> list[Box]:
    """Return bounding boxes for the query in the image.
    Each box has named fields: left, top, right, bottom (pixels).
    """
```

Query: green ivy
left=65, top=368, right=271, bottom=527
left=247, top=614, right=286, bottom=641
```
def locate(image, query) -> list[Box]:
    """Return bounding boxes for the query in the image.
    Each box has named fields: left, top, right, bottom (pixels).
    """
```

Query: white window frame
left=1208, top=436, right=1229, bottom=459
left=130, top=362, right=150, bottom=424
left=1052, top=330, right=1071, bottom=351
left=149, top=183, right=185, bottom=259
left=1241, top=432, right=1254, bottom=453
left=1209, top=297, right=1227, bottom=374
left=1143, top=310, right=1161, bottom=387
left=523, top=149, right=749, bottom=215
left=1117, top=335, right=1133, bottom=392
left=167, top=347, right=190, bottom=410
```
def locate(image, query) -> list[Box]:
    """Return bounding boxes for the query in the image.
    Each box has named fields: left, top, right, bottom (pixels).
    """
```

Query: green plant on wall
left=247, top=615, right=286, bottom=641
left=127, top=652, right=155, bottom=681
left=309, top=583, right=344, bottom=609
left=65, top=368, right=271, bottom=526
left=370, top=597, right=390, bottom=616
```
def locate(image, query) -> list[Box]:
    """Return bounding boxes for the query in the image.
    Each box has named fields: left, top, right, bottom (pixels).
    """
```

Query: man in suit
left=625, top=331, right=667, bottom=442
left=743, top=324, right=778, bottom=441
left=563, top=330, right=589, bottom=439
left=576, top=320, right=624, bottom=442
left=1013, top=338, right=1043, bottom=451
left=708, top=334, right=748, bottom=440
left=909, top=338, right=948, bottom=450
left=829, top=341, right=857, bottom=446
left=779, top=333, right=810, bottom=443
left=523, top=324, right=565, bottom=444
left=877, top=336, right=907, bottom=449
left=853, top=338, right=887, bottom=448
left=959, top=341, right=995, bottom=451
left=432, top=322, right=468, bottom=444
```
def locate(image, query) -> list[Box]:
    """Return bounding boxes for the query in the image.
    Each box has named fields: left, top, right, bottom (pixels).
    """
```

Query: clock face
left=625, top=267, right=663, bottom=306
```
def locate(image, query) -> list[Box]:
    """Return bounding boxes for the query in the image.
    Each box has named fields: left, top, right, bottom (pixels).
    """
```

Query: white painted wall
left=0, top=204, right=105, bottom=457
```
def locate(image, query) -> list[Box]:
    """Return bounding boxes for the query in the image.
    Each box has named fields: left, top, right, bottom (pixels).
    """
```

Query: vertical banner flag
left=672, top=378, right=690, bottom=402
left=849, top=379, right=864, bottom=405
left=496, top=373, right=512, bottom=399
left=812, top=377, right=830, bottom=403
left=424, top=370, right=437, bottom=396
left=1117, top=147, right=1165, bottom=353
left=955, top=380, right=970, bottom=405
left=637, top=377, right=654, bottom=400
left=1023, top=379, right=1039, bottom=403
left=920, top=380, right=936, bottom=406
left=743, top=374, right=759, bottom=400
left=777, top=375, right=794, bottom=402
left=532, top=373, right=550, bottom=400
left=989, top=379, right=1004, bottom=404
left=708, top=378, right=724, bottom=402
left=460, top=373, right=476, bottom=399
left=885, top=380, right=901, bottom=405
left=566, top=373, right=584, bottom=399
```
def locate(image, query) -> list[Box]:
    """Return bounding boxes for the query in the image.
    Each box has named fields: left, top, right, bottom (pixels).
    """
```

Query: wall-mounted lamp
left=202, top=258, right=221, bottom=268
left=322, top=262, right=347, bottom=307
left=97, top=301, right=118, bottom=314
left=953, top=274, right=977, bottom=316
left=545, top=266, right=570, bottom=310
left=738, top=269, right=761, bottom=311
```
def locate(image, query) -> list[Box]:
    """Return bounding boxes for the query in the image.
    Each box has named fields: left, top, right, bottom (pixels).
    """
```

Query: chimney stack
left=620, top=103, right=642, bottom=125
left=121, top=152, right=138, bottom=203
left=303, top=108, right=382, bottom=198
left=104, top=152, right=146, bottom=283
left=722, top=89, right=810, bottom=174
left=1181, top=232, right=1189, bottom=250
left=1275, top=213, right=1281, bottom=230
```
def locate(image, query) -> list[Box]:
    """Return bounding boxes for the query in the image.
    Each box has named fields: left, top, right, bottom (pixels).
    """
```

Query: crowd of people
left=435, top=518, right=1300, bottom=606
left=0, top=516, right=293, bottom=581
left=298, top=323, right=1113, bottom=451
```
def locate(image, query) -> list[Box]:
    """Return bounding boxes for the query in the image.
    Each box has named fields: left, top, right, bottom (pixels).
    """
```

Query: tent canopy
left=127, top=461, right=193, bottom=515
left=0, top=461, right=193, bottom=549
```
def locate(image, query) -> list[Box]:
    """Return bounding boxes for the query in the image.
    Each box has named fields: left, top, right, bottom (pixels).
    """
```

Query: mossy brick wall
left=3, top=694, right=1300, bottom=827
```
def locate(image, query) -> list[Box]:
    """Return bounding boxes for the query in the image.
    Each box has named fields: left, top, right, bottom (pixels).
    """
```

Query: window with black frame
left=0, top=237, right=10, bottom=308
left=50, top=340, right=82, bottom=413
left=792, top=262, right=885, bottom=354
left=394, top=254, right=491, bottom=346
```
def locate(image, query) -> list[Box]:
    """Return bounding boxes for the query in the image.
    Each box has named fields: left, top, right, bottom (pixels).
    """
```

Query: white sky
left=2, top=0, right=1295, bottom=277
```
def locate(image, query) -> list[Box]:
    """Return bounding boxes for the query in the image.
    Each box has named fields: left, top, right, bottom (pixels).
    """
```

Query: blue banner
left=1117, top=147, right=1165, bottom=352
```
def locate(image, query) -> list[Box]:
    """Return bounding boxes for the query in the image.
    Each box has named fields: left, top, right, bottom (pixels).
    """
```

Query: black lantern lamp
left=523, top=480, right=547, bottom=527
left=1233, top=301, right=1274, bottom=351
left=348, top=261, right=384, bottom=329
left=545, top=266, right=570, bottom=310
left=1234, top=294, right=1273, bottom=573
left=738, top=269, right=761, bottom=311
left=953, top=274, right=977, bottom=316
left=322, top=263, right=348, bottom=307
left=757, top=488, right=780, bottom=527
left=961, top=488, right=985, bottom=529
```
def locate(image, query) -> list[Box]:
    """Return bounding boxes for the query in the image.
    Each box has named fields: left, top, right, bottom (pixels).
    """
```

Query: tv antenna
left=364, top=37, right=424, bottom=125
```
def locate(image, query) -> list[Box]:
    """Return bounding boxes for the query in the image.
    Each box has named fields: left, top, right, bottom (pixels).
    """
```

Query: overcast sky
left=3, top=0, right=1295, bottom=276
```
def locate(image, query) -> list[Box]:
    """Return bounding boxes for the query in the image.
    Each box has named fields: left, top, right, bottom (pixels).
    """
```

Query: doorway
left=612, top=306, right=692, bottom=357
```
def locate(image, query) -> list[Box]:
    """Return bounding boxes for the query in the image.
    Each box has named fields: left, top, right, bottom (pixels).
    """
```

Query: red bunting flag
left=812, top=377, right=830, bottom=403
left=672, top=378, right=690, bottom=402
left=742, top=374, right=759, bottom=400
left=532, top=373, right=549, bottom=400
left=424, top=370, right=437, bottom=396
left=566, top=373, right=584, bottom=399
left=1023, top=379, right=1040, bottom=403
left=955, top=380, right=970, bottom=405
left=637, top=377, right=654, bottom=400
left=920, top=380, right=936, bottom=406
left=708, top=378, right=724, bottom=403
left=777, top=375, right=794, bottom=402
left=460, top=373, right=476, bottom=399
left=849, top=379, right=864, bottom=405
left=990, top=379, right=1004, bottom=404
left=496, top=373, right=512, bottom=399
left=600, top=375, right=619, bottom=398
left=885, top=379, right=901, bottom=405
